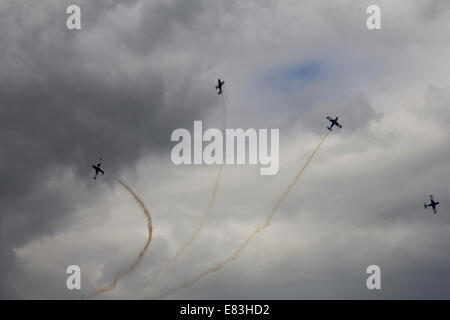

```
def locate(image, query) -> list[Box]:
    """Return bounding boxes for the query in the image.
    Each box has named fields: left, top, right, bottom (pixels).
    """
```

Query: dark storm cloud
left=122, top=0, right=207, bottom=55
left=2, top=0, right=450, bottom=300
left=0, top=0, right=215, bottom=297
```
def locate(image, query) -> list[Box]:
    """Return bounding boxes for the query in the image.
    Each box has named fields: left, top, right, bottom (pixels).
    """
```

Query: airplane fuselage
left=425, top=201, right=439, bottom=209
left=92, top=165, right=104, bottom=173
left=424, top=199, right=439, bottom=214
left=216, top=79, right=224, bottom=95
left=92, top=164, right=104, bottom=179
left=327, top=116, right=341, bottom=131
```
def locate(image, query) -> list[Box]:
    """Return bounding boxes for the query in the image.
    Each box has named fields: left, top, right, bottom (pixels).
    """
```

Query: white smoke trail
left=150, top=131, right=330, bottom=299
left=147, top=92, right=227, bottom=283
left=87, top=172, right=153, bottom=298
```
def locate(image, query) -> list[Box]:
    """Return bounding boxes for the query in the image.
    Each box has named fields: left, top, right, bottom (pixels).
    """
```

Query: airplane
left=424, top=195, right=440, bottom=214
left=326, top=116, right=343, bottom=131
left=92, top=158, right=104, bottom=180
left=215, top=78, right=225, bottom=95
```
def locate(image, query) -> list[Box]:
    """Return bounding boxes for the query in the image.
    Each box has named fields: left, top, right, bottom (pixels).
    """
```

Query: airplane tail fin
left=327, top=126, right=332, bottom=131
left=424, top=203, right=427, bottom=209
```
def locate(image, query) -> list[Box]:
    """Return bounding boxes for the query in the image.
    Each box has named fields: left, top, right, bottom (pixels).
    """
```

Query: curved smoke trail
left=148, top=93, right=227, bottom=283
left=88, top=172, right=153, bottom=298
left=151, top=130, right=330, bottom=299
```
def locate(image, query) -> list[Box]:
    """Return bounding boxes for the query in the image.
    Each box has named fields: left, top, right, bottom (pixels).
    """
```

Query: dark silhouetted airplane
left=92, top=158, right=104, bottom=180
left=326, top=116, right=343, bottom=131
left=424, top=195, right=439, bottom=214
left=215, top=78, right=225, bottom=95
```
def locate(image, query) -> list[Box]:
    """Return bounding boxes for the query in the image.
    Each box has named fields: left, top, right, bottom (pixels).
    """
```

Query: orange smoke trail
left=148, top=92, right=227, bottom=283
left=221, top=93, right=226, bottom=134
left=151, top=131, right=330, bottom=299
left=88, top=173, right=153, bottom=298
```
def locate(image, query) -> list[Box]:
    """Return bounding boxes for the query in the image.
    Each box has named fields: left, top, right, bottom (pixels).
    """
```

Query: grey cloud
left=2, top=0, right=450, bottom=300
left=0, top=0, right=216, bottom=298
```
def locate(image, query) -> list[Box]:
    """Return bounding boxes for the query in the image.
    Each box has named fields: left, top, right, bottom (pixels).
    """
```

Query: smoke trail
left=88, top=172, right=153, bottom=298
left=221, top=93, right=226, bottom=134
left=166, top=93, right=226, bottom=261
left=151, top=131, right=330, bottom=299
left=148, top=93, right=227, bottom=283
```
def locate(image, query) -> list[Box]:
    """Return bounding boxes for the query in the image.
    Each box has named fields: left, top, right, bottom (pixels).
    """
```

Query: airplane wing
left=326, top=116, right=332, bottom=121
left=336, top=123, right=343, bottom=128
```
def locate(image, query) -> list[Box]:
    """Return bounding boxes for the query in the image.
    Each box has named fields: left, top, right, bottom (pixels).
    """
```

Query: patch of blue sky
left=262, top=61, right=322, bottom=93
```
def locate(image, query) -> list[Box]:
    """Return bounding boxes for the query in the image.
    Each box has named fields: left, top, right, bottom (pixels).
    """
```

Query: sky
left=1, top=0, right=450, bottom=299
